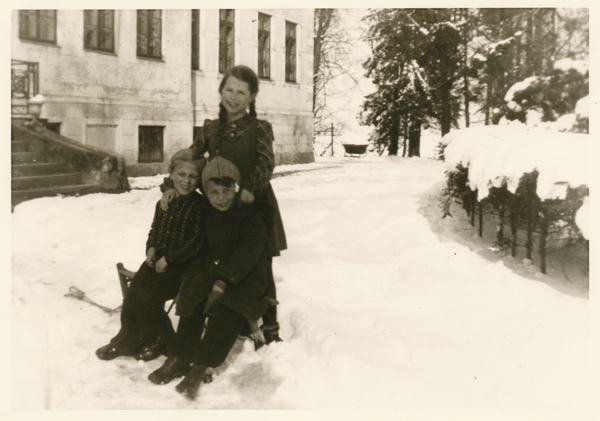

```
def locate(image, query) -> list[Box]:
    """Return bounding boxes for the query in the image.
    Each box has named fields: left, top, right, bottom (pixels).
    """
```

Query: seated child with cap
left=148, top=156, right=274, bottom=400
left=96, top=148, right=205, bottom=362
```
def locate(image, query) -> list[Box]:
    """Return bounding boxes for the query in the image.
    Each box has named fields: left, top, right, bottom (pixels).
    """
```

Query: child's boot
left=134, top=336, right=167, bottom=362
left=261, top=322, right=283, bottom=345
left=175, top=364, right=208, bottom=400
left=96, top=344, right=126, bottom=361
left=148, top=356, right=189, bottom=385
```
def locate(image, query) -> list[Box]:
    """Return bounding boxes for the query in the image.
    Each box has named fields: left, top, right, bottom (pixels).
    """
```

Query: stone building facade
left=11, top=9, right=314, bottom=175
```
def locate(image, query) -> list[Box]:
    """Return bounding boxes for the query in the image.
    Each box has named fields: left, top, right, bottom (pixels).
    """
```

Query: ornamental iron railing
left=12, top=59, right=39, bottom=115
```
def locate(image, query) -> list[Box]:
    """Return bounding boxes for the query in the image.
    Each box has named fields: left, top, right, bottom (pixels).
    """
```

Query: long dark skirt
left=264, top=183, right=287, bottom=257
left=109, top=262, right=185, bottom=354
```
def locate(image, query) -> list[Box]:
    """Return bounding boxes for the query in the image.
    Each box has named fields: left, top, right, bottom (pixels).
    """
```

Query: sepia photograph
left=7, top=2, right=596, bottom=418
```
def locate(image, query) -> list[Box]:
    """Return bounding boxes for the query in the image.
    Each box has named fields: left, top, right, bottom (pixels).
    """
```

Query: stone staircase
left=11, top=118, right=130, bottom=208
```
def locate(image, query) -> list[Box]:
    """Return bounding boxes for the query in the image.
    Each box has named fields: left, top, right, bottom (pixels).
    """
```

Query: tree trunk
left=402, top=118, right=408, bottom=157
left=388, top=112, right=400, bottom=156
left=408, top=119, right=421, bottom=157
left=313, top=9, right=334, bottom=113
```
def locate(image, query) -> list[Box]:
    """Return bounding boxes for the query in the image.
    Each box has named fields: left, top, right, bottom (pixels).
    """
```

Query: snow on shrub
left=497, top=60, right=588, bottom=131
left=441, top=125, right=588, bottom=273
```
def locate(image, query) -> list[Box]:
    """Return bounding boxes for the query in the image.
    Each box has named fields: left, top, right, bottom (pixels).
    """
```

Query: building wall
left=191, top=9, right=314, bottom=166
left=11, top=9, right=314, bottom=175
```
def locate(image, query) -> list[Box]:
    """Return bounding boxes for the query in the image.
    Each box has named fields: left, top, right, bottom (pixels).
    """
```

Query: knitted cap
left=201, top=156, right=242, bottom=192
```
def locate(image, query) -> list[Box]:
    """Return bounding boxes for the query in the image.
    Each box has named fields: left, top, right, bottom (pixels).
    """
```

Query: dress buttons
left=231, top=124, right=236, bottom=129
left=230, top=132, right=235, bottom=138
left=214, top=259, right=220, bottom=265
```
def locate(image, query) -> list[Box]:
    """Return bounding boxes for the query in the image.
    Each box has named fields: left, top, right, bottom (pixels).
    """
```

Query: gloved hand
left=203, top=280, right=227, bottom=315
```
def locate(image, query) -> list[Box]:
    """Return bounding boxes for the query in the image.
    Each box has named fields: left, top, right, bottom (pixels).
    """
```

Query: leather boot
left=134, top=336, right=166, bottom=362
left=175, top=364, right=207, bottom=400
left=148, top=356, right=189, bottom=385
left=261, top=323, right=283, bottom=345
left=96, top=344, right=127, bottom=361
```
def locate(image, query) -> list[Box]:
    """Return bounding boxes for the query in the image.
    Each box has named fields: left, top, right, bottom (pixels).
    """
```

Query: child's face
left=205, top=180, right=236, bottom=212
left=170, top=161, right=200, bottom=197
left=220, top=76, right=256, bottom=119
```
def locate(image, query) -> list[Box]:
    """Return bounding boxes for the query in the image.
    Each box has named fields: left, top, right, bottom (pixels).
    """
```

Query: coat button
left=214, top=259, right=220, bottom=265
left=230, top=132, right=235, bottom=138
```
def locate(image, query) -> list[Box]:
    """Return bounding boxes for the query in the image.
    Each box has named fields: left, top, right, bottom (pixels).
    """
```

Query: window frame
left=258, top=13, right=271, bottom=79
left=285, top=20, right=297, bottom=83
left=136, top=10, right=163, bottom=60
left=84, top=10, right=115, bottom=53
left=138, top=125, right=165, bottom=164
left=19, top=10, right=57, bottom=45
left=219, top=9, right=235, bottom=73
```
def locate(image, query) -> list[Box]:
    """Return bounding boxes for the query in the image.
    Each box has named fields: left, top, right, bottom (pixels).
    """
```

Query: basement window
left=138, top=126, right=164, bottom=163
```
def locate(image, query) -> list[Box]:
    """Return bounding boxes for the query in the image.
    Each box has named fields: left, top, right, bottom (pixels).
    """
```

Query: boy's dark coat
left=176, top=197, right=274, bottom=321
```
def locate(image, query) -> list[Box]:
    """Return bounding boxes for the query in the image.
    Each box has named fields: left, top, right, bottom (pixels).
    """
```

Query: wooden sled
left=342, top=144, right=368, bottom=158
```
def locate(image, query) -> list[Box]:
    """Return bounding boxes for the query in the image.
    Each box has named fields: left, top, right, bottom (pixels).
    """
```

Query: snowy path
left=11, top=157, right=589, bottom=416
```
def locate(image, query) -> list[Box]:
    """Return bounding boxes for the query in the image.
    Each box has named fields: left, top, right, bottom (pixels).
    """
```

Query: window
left=285, top=21, right=297, bottom=82
left=258, top=13, right=271, bottom=79
left=219, top=10, right=234, bottom=73
left=84, top=10, right=114, bottom=53
left=138, top=126, right=164, bottom=163
left=191, top=10, right=200, bottom=70
left=137, top=10, right=162, bottom=59
left=19, top=10, right=57, bottom=44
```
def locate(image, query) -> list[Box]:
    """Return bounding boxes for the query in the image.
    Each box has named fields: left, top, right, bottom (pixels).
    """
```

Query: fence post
left=478, top=201, right=483, bottom=237
left=539, top=208, right=547, bottom=274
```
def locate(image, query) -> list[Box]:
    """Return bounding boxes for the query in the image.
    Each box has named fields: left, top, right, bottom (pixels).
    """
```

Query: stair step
left=12, top=184, right=100, bottom=204
left=11, top=141, right=30, bottom=153
left=12, top=173, right=82, bottom=190
left=12, top=163, right=68, bottom=177
left=12, top=151, right=45, bottom=165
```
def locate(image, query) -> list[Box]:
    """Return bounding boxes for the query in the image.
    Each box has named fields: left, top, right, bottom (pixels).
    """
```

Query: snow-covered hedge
left=441, top=125, right=588, bottom=273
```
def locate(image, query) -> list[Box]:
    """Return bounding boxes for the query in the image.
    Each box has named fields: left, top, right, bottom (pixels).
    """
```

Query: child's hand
left=203, top=280, right=227, bottom=315
left=160, top=189, right=178, bottom=212
left=146, top=247, right=156, bottom=267
left=155, top=256, right=168, bottom=273
left=239, top=189, right=255, bottom=205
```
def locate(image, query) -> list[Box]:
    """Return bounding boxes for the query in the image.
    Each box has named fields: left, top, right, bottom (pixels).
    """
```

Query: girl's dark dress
left=193, top=116, right=286, bottom=256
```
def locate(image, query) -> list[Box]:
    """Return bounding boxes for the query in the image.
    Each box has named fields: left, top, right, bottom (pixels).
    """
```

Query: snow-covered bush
left=441, top=125, right=588, bottom=274
left=497, top=60, right=588, bottom=132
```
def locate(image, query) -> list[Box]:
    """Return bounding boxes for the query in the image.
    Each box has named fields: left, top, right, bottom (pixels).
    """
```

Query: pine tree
left=361, top=9, right=463, bottom=156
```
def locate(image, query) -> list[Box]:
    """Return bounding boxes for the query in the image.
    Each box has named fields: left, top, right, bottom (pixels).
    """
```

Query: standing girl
left=162, top=65, right=286, bottom=343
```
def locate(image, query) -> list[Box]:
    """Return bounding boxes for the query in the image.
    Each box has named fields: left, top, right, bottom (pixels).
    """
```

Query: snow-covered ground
left=11, top=142, right=593, bottom=417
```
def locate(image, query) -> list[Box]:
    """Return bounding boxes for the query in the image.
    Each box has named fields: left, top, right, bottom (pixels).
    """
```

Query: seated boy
left=96, top=149, right=205, bottom=362
left=148, top=157, right=274, bottom=400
